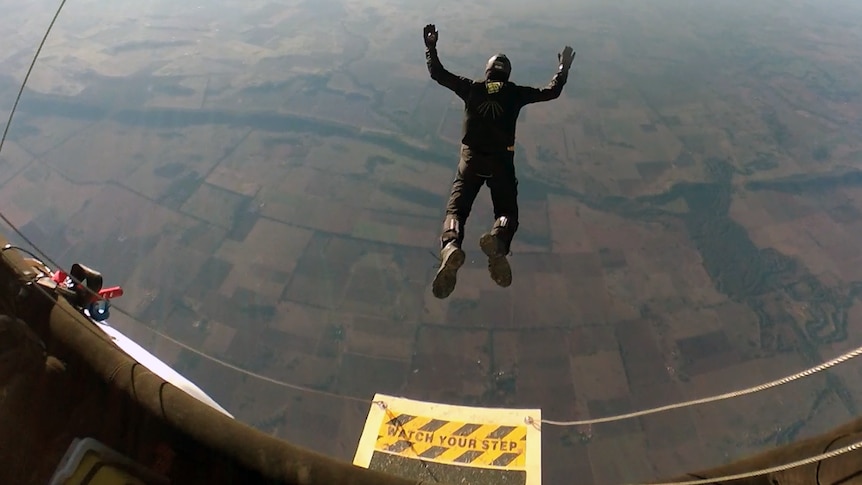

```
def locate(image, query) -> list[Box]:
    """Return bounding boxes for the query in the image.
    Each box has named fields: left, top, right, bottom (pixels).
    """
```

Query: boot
left=432, top=241, right=466, bottom=299
left=479, top=232, right=512, bottom=288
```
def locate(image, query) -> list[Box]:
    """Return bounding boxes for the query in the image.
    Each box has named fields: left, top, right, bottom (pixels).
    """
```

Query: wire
left=105, top=309, right=862, bottom=427
left=140, top=318, right=373, bottom=405
left=536, top=343, right=862, bottom=427
left=0, top=0, right=389, bottom=409
left=6, top=211, right=861, bottom=430
left=94, top=305, right=862, bottom=484
left=0, top=231, right=381, bottom=406
left=6, top=244, right=862, bottom=485
left=634, top=438, right=862, bottom=485
left=4, top=247, right=861, bottom=485
left=4, top=235, right=862, bottom=429
left=0, top=0, right=68, bottom=267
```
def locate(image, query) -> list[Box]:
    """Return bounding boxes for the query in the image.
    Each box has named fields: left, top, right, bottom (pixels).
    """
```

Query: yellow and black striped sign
left=375, top=412, right=527, bottom=469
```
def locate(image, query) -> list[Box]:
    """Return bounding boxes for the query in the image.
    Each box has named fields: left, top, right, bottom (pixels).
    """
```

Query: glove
left=558, top=45, right=575, bottom=71
left=424, top=24, right=438, bottom=49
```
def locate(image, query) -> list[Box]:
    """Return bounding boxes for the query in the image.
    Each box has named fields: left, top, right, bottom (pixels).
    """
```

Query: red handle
left=99, top=286, right=124, bottom=299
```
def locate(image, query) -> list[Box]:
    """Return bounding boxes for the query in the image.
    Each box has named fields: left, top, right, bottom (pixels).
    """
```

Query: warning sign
left=354, top=394, right=541, bottom=485
left=377, top=414, right=527, bottom=468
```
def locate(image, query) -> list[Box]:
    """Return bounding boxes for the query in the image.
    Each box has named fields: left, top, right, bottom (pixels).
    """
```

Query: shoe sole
left=432, top=246, right=466, bottom=299
left=479, top=233, right=512, bottom=288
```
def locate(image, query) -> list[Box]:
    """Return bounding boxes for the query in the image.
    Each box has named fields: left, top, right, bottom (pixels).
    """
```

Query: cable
left=113, top=316, right=862, bottom=427
left=0, top=0, right=68, bottom=267
left=7, top=211, right=860, bottom=429
left=3, top=254, right=861, bottom=485
left=140, top=318, right=374, bottom=406
left=536, top=343, right=862, bottom=426
left=634, top=437, right=862, bottom=485
left=0, top=0, right=389, bottom=411
left=5, top=238, right=862, bottom=430
left=0, top=0, right=125, bottom=330
left=9, top=249, right=862, bottom=485
left=125, top=305, right=862, bottom=428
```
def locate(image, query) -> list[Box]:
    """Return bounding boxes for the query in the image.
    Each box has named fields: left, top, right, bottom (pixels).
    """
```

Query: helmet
left=485, top=54, right=511, bottom=81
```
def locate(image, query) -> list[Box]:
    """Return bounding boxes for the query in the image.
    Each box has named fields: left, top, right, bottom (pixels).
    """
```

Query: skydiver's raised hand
left=424, top=24, right=438, bottom=48
left=558, top=46, right=575, bottom=71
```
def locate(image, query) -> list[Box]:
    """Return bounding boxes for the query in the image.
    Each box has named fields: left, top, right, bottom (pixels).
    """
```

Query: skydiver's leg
left=440, top=146, right=485, bottom=249
left=488, top=153, right=519, bottom=252
left=480, top=150, right=518, bottom=288
left=434, top=146, right=484, bottom=299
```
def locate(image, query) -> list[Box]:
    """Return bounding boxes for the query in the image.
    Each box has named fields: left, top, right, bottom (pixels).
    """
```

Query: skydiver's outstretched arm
left=517, top=45, right=576, bottom=106
left=424, top=24, right=473, bottom=100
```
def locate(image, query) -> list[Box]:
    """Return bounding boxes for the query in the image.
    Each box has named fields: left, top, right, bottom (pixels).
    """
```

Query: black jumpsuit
left=425, top=46, right=569, bottom=253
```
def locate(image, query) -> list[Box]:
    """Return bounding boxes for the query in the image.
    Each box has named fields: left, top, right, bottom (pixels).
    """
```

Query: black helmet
left=485, top=54, right=511, bottom=81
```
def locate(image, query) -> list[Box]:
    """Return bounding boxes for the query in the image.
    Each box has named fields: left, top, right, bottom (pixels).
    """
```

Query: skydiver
left=424, top=23, right=575, bottom=299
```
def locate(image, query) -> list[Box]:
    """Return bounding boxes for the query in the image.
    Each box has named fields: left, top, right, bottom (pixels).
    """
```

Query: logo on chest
left=477, top=82, right=504, bottom=119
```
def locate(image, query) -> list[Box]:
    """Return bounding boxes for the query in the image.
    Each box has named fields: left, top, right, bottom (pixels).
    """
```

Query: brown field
left=378, top=77, right=427, bottom=118
left=40, top=123, right=144, bottom=183
left=437, top=102, right=464, bottom=146
left=412, top=83, right=455, bottom=138
left=64, top=183, right=185, bottom=243
left=364, top=188, right=440, bottom=218
left=264, top=192, right=360, bottom=236
left=119, top=125, right=249, bottom=200
left=308, top=92, right=393, bottom=132
left=350, top=210, right=435, bottom=247
left=216, top=218, right=314, bottom=275
left=180, top=182, right=248, bottom=229
left=343, top=313, right=417, bottom=361
left=302, top=140, right=376, bottom=177
left=546, top=195, right=593, bottom=252
left=131, top=234, right=211, bottom=296
left=734, top=189, right=862, bottom=281
left=326, top=72, right=376, bottom=100
left=5, top=117, right=95, bottom=159
left=572, top=350, right=630, bottom=402
left=217, top=133, right=306, bottom=184
left=144, top=75, right=209, bottom=110
left=0, top=161, right=99, bottom=226
left=205, top=165, right=264, bottom=198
